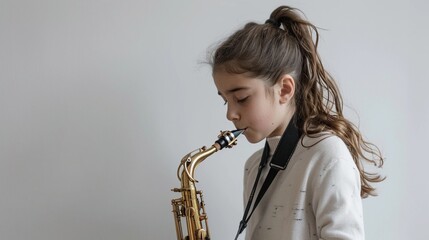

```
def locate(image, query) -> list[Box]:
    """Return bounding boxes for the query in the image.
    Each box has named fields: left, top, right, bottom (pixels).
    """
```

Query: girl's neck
left=268, top=105, right=296, bottom=138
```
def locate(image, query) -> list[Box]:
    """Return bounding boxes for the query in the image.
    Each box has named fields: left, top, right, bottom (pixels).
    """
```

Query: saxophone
left=171, top=129, right=245, bottom=240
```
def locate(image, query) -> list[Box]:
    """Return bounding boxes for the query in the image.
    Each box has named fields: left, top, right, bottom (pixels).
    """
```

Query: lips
left=238, top=127, right=248, bottom=134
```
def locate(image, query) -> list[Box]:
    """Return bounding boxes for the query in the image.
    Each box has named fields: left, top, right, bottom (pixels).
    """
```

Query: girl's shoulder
left=295, top=132, right=356, bottom=174
left=297, top=133, right=362, bottom=198
left=300, top=132, right=351, bottom=158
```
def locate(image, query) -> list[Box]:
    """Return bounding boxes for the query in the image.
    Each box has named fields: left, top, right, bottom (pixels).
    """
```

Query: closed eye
left=223, top=96, right=248, bottom=106
left=237, top=96, right=249, bottom=103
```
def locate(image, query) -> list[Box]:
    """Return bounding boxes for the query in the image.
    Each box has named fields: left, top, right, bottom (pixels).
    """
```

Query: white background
left=1, top=0, right=427, bottom=239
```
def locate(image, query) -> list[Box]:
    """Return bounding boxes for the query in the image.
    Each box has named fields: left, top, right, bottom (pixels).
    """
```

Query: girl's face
left=214, top=70, right=294, bottom=143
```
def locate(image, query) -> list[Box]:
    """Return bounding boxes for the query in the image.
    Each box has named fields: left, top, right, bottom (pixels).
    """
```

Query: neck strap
left=234, top=115, right=302, bottom=240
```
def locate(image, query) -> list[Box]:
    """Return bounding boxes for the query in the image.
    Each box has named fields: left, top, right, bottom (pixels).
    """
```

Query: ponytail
left=210, top=6, right=384, bottom=198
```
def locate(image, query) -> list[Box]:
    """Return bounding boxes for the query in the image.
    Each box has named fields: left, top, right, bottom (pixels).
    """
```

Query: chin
left=244, top=134, right=264, bottom=144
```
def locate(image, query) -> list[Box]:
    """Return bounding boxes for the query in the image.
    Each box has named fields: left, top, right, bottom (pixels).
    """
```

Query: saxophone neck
left=184, top=145, right=218, bottom=182
left=178, top=129, right=245, bottom=182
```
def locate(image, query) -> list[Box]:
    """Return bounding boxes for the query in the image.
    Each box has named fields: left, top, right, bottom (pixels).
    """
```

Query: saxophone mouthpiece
left=214, top=129, right=245, bottom=150
left=231, top=128, right=246, bottom=138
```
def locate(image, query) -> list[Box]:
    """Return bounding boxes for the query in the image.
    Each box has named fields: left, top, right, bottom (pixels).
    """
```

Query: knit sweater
left=243, top=133, right=364, bottom=240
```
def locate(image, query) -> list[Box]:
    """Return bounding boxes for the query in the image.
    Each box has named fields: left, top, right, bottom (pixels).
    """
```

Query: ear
left=277, top=74, right=295, bottom=104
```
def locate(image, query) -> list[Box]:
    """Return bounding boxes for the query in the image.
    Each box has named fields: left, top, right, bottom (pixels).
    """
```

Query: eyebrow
left=217, top=87, right=249, bottom=96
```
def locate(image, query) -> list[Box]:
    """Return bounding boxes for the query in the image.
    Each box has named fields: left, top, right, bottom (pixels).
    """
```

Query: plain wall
left=1, top=0, right=427, bottom=239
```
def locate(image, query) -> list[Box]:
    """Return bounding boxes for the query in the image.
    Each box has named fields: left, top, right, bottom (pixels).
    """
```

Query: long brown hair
left=210, top=6, right=384, bottom=198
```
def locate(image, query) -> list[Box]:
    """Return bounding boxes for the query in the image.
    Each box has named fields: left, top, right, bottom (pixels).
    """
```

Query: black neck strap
left=234, top=116, right=301, bottom=240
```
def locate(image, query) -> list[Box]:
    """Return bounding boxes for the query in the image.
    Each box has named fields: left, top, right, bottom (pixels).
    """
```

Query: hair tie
left=265, top=18, right=281, bottom=28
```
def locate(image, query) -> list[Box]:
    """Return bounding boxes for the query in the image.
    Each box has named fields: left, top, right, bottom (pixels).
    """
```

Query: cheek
left=243, top=109, right=274, bottom=143
left=246, top=103, right=274, bottom=128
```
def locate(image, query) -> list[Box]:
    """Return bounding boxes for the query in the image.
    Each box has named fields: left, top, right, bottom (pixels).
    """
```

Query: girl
left=210, top=5, right=384, bottom=240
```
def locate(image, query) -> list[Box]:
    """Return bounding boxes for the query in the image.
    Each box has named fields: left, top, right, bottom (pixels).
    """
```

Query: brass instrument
left=171, top=129, right=244, bottom=240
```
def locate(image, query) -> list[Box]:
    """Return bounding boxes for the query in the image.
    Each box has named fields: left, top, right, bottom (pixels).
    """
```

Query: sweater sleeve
left=311, top=157, right=365, bottom=240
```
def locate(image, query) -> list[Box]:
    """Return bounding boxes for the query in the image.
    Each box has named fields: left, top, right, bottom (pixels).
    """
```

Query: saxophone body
left=171, top=129, right=244, bottom=240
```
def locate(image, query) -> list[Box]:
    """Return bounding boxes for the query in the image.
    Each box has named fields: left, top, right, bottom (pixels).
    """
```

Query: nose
left=226, top=103, right=240, bottom=122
